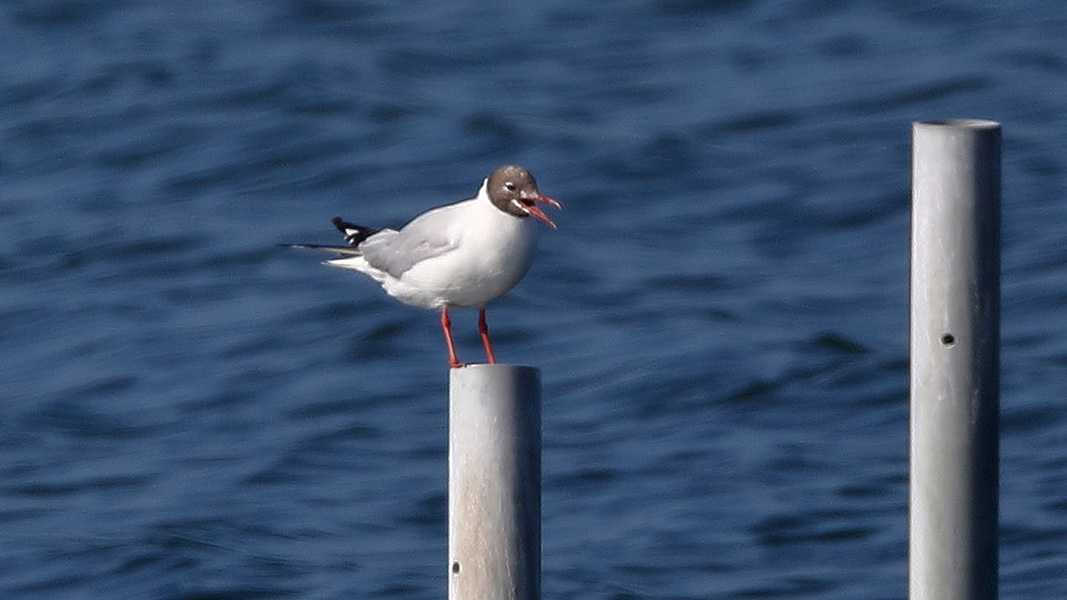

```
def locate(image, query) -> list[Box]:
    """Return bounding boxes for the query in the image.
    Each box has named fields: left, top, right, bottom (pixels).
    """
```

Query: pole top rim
left=449, top=363, right=542, bottom=380
left=914, top=119, right=1000, bottom=131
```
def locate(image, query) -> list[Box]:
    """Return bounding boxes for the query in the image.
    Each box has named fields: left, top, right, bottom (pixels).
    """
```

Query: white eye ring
left=505, top=181, right=516, bottom=191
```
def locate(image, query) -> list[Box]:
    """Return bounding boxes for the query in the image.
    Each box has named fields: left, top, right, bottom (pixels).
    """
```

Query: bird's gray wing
left=358, top=204, right=462, bottom=278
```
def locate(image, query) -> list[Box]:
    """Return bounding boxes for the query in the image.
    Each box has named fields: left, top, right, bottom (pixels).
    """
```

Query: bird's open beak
left=519, top=194, right=562, bottom=229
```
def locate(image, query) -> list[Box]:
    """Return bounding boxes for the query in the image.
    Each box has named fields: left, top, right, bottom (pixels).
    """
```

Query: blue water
left=3, top=1, right=1067, bottom=598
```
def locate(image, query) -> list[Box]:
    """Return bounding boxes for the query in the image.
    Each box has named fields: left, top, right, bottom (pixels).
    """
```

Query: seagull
left=289, top=164, right=561, bottom=368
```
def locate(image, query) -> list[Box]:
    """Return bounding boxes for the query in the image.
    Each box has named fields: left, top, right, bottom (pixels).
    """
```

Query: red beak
left=521, top=194, right=562, bottom=229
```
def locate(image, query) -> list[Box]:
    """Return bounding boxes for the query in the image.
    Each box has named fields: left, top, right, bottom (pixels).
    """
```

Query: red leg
left=441, top=306, right=463, bottom=368
left=478, top=307, right=497, bottom=364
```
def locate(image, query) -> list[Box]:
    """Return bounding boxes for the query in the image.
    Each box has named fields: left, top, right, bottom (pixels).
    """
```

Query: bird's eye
left=505, top=182, right=516, bottom=191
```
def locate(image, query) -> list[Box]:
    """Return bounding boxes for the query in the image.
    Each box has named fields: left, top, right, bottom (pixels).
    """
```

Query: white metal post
left=910, top=119, right=1000, bottom=600
left=448, top=364, right=541, bottom=600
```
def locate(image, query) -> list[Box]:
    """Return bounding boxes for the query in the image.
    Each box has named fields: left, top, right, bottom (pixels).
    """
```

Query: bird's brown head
left=485, top=164, right=562, bottom=229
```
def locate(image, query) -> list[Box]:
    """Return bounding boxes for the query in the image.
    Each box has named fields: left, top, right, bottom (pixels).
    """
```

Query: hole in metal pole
left=452, top=561, right=460, bottom=574
left=941, top=333, right=955, bottom=346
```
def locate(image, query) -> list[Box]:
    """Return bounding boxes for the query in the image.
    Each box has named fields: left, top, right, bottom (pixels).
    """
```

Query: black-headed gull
left=290, top=164, right=561, bottom=368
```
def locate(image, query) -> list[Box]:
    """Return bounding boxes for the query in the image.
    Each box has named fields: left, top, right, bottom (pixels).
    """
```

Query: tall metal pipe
left=448, top=364, right=541, bottom=600
left=910, top=119, right=1000, bottom=600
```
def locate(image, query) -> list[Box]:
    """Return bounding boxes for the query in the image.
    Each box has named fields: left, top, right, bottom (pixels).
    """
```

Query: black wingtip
left=331, top=217, right=380, bottom=247
left=286, top=243, right=362, bottom=257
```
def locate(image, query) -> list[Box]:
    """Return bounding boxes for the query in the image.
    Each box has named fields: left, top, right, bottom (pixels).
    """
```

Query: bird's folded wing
left=359, top=220, right=459, bottom=278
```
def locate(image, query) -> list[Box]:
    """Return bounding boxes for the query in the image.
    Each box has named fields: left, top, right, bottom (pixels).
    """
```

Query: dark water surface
left=3, top=1, right=1067, bottom=598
